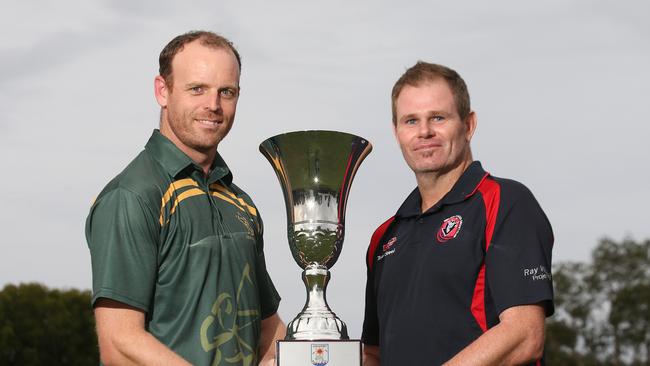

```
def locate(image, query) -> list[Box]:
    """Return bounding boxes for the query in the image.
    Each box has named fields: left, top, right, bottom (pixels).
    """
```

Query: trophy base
left=276, top=339, right=361, bottom=366
left=285, top=265, right=349, bottom=340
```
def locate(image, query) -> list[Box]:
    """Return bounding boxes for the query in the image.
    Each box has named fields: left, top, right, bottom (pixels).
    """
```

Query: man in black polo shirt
left=86, top=31, right=285, bottom=365
left=362, top=62, right=554, bottom=365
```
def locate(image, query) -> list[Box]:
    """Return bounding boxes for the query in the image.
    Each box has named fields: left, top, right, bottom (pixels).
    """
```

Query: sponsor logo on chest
left=436, top=215, right=463, bottom=243
left=377, top=236, right=398, bottom=262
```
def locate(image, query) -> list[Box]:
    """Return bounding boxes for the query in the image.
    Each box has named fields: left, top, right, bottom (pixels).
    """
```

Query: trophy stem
left=285, top=264, right=349, bottom=340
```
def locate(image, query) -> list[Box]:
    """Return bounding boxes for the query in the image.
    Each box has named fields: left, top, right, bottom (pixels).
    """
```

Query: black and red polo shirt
left=361, top=161, right=554, bottom=365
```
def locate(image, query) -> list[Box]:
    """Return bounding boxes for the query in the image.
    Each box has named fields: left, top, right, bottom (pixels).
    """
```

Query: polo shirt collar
left=145, top=129, right=233, bottom=184
left=208, top=152, right=232, bottom=185
left=396, top=161, right=489, bottom=217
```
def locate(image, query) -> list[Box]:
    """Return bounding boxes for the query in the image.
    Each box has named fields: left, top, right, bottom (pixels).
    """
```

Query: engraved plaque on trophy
left=259, top=130, right=371, bottom=365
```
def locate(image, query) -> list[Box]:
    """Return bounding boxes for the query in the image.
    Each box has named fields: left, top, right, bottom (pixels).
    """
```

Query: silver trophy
left=259, top=130, right=372, bottom=341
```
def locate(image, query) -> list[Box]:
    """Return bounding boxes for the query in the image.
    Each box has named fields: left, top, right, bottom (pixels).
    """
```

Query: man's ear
left=154, top=75, right=169, bottom=107
left=392, top=121, right=399, bottom=142
left=465, top=111, right=477, bottom=142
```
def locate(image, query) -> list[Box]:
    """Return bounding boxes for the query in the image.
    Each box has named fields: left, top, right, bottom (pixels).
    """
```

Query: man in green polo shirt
left=86, top=31, right=284, bottom=365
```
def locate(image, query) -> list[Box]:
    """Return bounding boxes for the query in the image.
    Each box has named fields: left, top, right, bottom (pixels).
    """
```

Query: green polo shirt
left=86, top=130, right=280, bottom=366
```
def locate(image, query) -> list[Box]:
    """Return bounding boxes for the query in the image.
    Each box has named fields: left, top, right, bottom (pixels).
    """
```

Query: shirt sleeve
left=85, top=187, right=159, bottom=311
left=252, top=212, right=281, bottom=319
left=485, top=183, right=554, bottom=317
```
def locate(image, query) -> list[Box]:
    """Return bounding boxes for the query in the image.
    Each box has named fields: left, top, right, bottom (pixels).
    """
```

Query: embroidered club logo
left=235, top=211, right=255, bottom=239
left=436, top=215, right=463, bottom=243
left=311, top=344, right=329, bottom=365
left=383, top=236, right=397, bottom=252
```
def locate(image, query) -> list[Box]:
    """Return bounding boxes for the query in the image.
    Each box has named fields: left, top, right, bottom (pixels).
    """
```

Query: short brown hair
left=391, top=61, right=470, bottom=125
left=159, top=30, right=241, bottom=87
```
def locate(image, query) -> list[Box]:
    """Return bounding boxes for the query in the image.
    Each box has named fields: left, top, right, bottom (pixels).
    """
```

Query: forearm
left=362, top=344, right=380, bottom=366
left=443, top=324, right=537, bottom=365
left=443, top=305, right=545, bottom=366
left=99, top=328, right=191, bottom=366
left=95, top=300, right=191, bottom=366
left=258, top=313, right=285, bottom=365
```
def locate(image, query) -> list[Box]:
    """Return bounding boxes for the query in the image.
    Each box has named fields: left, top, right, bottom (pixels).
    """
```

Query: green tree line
left=1, top=237, right=648, bottom=365
left=546, top=238, right=650, bottom=365
left=0, top=283, right=97, bottom=365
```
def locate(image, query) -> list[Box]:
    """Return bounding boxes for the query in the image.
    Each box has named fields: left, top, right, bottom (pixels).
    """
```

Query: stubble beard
left=408, top=148, right=469, bottom=177
left=166, top=108, right=228, bottom=154
left=407, top=149, right=443, bottom=174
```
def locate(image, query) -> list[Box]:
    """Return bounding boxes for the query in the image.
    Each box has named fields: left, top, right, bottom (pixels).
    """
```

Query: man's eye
left=405, top=118, right=417, bottom=125
left=432, top=115, right=445, bottom=122
left=189, top=86, right=203, bottom=94
left=220, top=89, right=237, bottom=98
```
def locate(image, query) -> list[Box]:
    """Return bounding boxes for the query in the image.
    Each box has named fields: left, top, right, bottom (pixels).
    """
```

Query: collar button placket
left=207, top=181, right=228, bottom=235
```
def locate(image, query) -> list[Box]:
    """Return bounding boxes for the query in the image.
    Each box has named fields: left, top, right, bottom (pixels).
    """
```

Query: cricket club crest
left=436, top=215, right=463, bottom=243
left=311, top=344, right=329, bottom=365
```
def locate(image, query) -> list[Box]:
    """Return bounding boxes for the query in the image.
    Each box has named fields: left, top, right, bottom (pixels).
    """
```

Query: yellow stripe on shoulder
left=210, top=183, right=258, bottom=217
left=158, top=178, right=201, bottom=225
left=210, top=191, right=247, bottom=214
left=159, top=187, right=206, bottom=226
left=170, top=188, right=205, bottom=216
left=161, top=178, right=199, bottom=207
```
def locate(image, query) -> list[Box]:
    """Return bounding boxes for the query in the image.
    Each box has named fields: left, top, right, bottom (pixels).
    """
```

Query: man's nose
left=418, top=120, right=434, bottom=138
left=205, top=92, right=222, bottom=111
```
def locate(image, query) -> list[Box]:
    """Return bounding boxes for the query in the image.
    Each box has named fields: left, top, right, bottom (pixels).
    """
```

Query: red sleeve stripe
left=367, top=216, right=396, bottom=270
left=471, top=177, right=501, bottom=332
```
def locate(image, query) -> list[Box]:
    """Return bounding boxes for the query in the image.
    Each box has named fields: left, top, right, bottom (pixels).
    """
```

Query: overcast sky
left=2, top=0, right=649, bottom=338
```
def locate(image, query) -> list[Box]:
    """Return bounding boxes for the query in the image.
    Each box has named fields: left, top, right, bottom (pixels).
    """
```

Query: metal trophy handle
left=260, top=130, right=372, bottom=340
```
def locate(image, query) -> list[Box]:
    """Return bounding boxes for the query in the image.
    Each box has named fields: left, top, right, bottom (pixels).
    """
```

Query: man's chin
left=186, top=138, right=222, bottom=153
left=412, top=160, right=470, bottom=177
left=189, top=132, right=228, bottom=151
left=410, top=161, right=443, bottom=173
left=192, top=142, right=220, bottom=153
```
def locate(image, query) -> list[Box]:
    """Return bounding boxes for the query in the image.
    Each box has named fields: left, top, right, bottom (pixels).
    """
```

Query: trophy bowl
left=259, top=130, right=372, bottom=340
